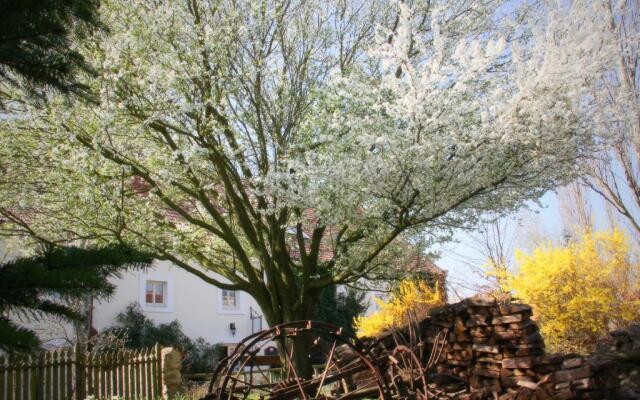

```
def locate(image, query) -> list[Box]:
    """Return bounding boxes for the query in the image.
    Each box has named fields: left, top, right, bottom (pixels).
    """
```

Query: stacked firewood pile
left=400, top=295, right=610, bottom=399
left=587, top=325, right=640, bottom=399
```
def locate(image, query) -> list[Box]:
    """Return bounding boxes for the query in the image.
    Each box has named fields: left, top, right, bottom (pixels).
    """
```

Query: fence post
left=160, top=347, right=181, bottom=399
left=36, top=351, right=44, bottom=400
left=74, top=343, right=86, bottom=400
left=154, top=344, right=162, bottom=397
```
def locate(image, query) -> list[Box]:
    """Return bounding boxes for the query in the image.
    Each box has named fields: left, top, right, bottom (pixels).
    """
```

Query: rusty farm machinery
left=203, top=319, right=466, bottom=400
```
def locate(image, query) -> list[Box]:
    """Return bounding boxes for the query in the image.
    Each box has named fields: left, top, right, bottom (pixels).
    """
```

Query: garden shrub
left=97, top=303, right=223, bottom=373
left=354, top=279, right=444, bottom=337
left=504, top=229, right=640, bottom=353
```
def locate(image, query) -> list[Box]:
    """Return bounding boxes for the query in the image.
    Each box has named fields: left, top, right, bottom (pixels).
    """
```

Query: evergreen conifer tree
left=0, top=0, right=100, bottom=101
left=0, top=243, right=152, bottom=353
left=312, top=285, right=368, bottom=337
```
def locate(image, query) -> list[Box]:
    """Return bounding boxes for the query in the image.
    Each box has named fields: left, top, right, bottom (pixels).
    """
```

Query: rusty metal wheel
left=389, top=344, right=428, bottom=399
left=207, top=321, right=391, bottom=400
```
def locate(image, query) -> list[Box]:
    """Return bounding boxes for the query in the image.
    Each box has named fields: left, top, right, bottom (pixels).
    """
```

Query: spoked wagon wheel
left=389, top=345, right=428, bottom=399
left=207, top=321, right=390, bottom=400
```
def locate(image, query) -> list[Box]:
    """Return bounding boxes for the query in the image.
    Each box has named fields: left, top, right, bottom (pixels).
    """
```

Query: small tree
left=454, top=212, right=519, bottom=296
left=504, top=229, right=640, bottom=353
left=312, top=285, right=368, bottom=337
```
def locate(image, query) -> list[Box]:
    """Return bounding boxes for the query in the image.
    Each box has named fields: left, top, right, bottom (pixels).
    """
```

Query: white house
left=91, top=260, right=266, bottom=353
left=6, top=236, right=445, bottom=352
left=90, top=254, right=446, bottom=348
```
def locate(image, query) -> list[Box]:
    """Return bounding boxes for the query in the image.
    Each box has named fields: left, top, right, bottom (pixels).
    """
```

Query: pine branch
left=0, top=243, right=153, bottom=353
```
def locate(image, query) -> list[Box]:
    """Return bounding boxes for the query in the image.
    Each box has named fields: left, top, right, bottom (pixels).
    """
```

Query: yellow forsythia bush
left=504, top=228, right=640, bottom=353
left=355, top=280, right=444, bottom=338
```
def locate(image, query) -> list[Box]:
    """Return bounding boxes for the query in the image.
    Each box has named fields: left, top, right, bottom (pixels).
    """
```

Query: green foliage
left=0, top=243, right=152, bottom=353
left=100, top=303, right=223, bottom=374
left=0, top=317, right=40, bottom=354
left=312, top=285, right=368, bottom=337
left=0, top=0, right=100, bottom=101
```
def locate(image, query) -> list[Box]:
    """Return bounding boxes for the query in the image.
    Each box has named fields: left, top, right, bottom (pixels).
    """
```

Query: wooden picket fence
left=0, top=344, right=163, bottom=400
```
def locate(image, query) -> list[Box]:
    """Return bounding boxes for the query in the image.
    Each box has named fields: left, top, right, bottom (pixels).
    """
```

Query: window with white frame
left=221, top=289, right=239, bottom=309
left=145, top=280, right=167, bottom=306
left=139, top=272, right=174, bottom=313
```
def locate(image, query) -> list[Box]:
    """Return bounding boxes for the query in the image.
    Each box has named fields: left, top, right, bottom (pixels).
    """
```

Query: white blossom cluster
left=266, top=0, right=602, bottom=232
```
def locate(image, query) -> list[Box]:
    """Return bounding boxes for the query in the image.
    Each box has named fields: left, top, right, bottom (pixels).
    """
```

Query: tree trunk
left=254, top=288, right=320, bottom=380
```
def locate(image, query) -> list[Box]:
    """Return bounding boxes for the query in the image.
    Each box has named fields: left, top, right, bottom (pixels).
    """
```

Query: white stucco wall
left=92, top=260, right=266, bottom=346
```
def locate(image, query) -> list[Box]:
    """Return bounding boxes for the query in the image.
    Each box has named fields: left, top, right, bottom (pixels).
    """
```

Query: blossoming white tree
left=0, top=0, right=604, bottom=328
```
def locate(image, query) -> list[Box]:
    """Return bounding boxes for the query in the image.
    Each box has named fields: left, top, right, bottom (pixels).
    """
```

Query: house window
left=221, top=290, right=238, bottom=309
left=145, top=280, right=167, bottom=306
